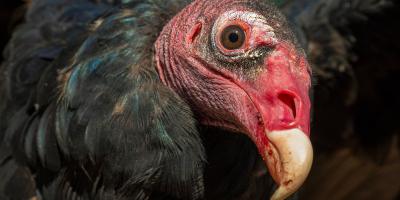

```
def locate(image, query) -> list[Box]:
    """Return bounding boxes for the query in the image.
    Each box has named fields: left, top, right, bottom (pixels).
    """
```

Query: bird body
left=1, top=1, right=207, bottom=199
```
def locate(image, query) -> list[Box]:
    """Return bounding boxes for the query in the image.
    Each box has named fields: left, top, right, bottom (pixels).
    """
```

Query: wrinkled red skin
left=155, top=0, right=311, bottom=155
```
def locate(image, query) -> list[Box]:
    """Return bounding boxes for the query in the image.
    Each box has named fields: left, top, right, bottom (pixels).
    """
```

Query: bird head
left=155, top=0, right=313, bottom=199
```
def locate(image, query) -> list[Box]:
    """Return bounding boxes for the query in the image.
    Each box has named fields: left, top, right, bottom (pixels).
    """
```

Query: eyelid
left=216, top=21, right=251, bottom=55
left=212, top=10, right=275, bottom=58
left=221, top=10, right=268, bottom=26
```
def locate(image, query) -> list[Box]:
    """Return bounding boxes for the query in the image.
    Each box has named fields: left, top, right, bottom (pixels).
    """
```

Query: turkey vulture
left=1, top=0, right=398, bottom=200
left=0, top=0, right=313, bottom=199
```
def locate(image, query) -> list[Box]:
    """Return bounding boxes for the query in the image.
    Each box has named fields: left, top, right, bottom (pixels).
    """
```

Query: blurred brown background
left=301, top=2, right=400, bottom=199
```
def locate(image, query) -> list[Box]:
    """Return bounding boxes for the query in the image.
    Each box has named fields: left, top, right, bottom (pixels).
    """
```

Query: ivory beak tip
left=265, top=129, right=313, bottom=200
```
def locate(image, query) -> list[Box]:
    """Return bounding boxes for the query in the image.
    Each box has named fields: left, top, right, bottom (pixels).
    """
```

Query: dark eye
left=220, top=25, right=245, bottom=50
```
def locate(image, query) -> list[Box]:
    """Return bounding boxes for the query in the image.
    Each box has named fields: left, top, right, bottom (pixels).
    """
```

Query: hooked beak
left=236, top=43, right=313, bottom=200
left=265, top=129, right=313, bottom=200
left=239, top=87, right=312, bottom=200
left=240, top=82, right=312, bottom=200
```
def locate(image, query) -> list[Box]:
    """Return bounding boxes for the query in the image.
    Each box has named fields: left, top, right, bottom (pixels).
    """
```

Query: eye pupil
left=220, top=25, right=245, bottom=50
left=229, top=32, right=239, bottom=43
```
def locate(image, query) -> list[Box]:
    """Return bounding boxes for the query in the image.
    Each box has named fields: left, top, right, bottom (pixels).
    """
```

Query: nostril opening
left=278, top=92, right=297, bottom=122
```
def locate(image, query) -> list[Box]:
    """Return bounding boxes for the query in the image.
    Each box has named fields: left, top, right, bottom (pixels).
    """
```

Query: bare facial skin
left=156, top=0, right=313, bottom=199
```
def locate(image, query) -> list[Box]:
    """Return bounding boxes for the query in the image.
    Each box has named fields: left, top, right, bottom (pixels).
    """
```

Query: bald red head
left=156, top=0, right=313, bottom=199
